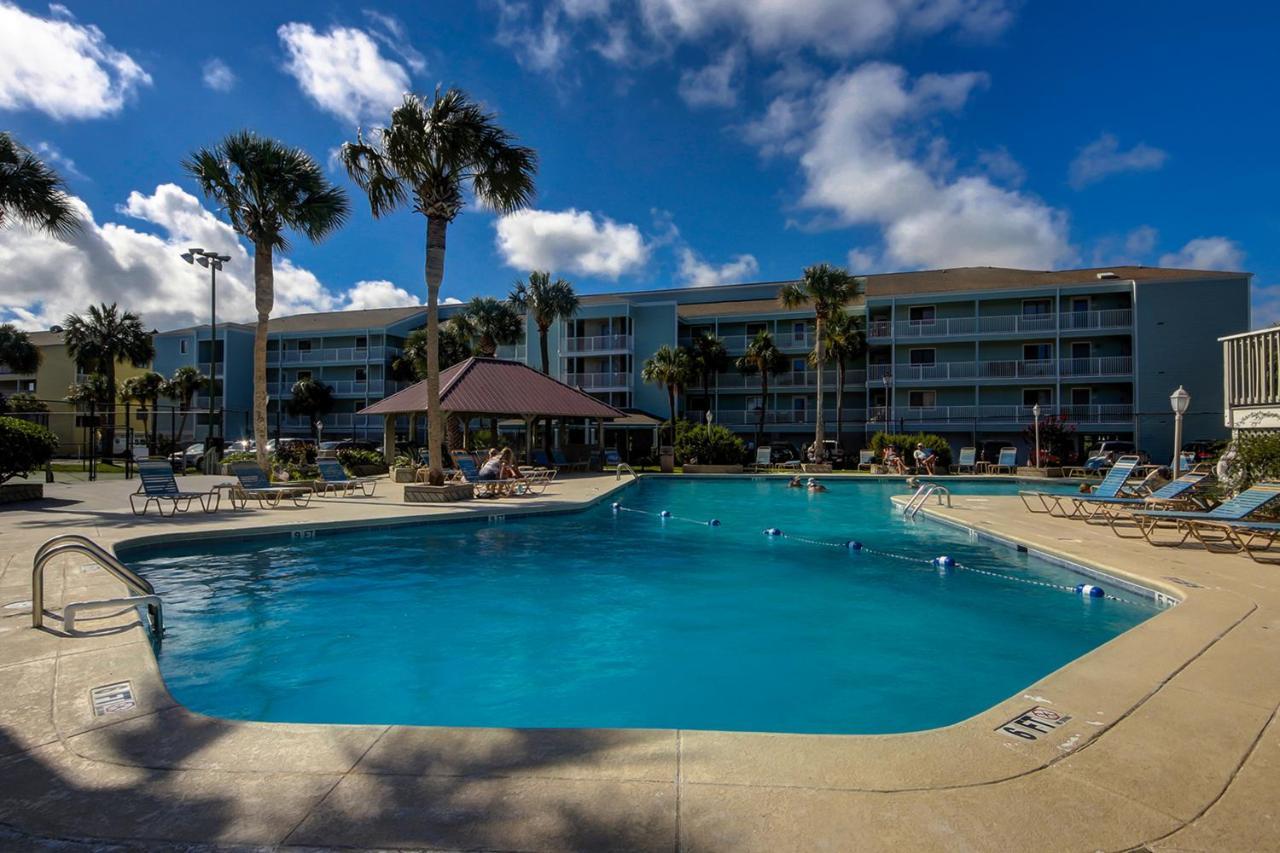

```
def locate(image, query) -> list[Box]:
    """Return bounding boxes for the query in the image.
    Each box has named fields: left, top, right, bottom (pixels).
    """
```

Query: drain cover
left=90, top=681, right=136, bottom=716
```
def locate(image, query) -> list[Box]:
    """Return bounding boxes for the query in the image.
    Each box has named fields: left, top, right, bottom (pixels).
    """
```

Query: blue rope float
left=611, top=504, right=720, bottom=527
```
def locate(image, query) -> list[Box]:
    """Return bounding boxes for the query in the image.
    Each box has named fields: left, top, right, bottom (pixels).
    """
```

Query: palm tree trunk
left=539, top=326, right=550, bottom=374
left=253, top=243, right=273, bottom=472
left=150, top=393, right=160, bottom=450
left=103, top=362, right=117, bottom=458
left=176, top=395, right=191, bottom=446
left=424, top=215, right=447, bottom=485
left=758, top=375, right=769, bottom=448
left=836, top=361, right=845, bottom=459
left=813, top=317, right=826, bottom=462
left=667, top=386, right=676, bottom=446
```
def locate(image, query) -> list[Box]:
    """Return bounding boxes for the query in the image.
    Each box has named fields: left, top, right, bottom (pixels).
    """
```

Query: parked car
left=805, top=440, right=846, bottom=465
left=766, top=442, right=801, bottom=464
left=1181, top=439, right=1225, bottom=463
left=168, top=443, right=205, bottom=470
left=1084, top=440, right=1149, bottom=468
left=319, top=439, right=379, bottom=453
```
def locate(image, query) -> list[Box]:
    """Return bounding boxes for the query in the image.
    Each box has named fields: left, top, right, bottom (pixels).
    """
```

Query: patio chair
left=552, top=448, right=589, bottom=471
left=602, top=448, right=623, bottom=469
left=750, top=446, right=774, bottom=472
left=228, top=462, right=313, bottom=509
left=129, top=460, right=221, bottom=517
left=953, top=447, right=977, bottom=474
left=856, top=450, right=876, bottom=472
left=517, top=465, right=557, bottom=494
left=315, top=458, right=378, bottom=497
left=1076, top=470, right=1210, bottom=526
left=452, top=454, right=507, bottom=497
left=1113, top=481, right=1280, bottom=549
left=1019, top=455, right=1142, bottom=517
left=989, top=446, right=1017, bottom=474
left=532, top=449, right=554, bottom=468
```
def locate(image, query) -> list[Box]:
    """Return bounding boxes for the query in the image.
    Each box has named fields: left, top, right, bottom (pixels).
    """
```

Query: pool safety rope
left=611, top=504, right=1118, bottom=602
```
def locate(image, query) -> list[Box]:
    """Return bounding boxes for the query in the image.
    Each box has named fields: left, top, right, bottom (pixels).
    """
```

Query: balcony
left=279, top=413, right=380, bottom=431
left=564, top=371, right=633, bottom=390
left=714, top=409, right=842, bottom=426
left=1222, top=327, right=1280, bottom=429
left=866, top=309, right=1133, bottom=341
left=867, top=356, right=1132, bottom=385
left=562, top=334, right=632, bottom=354
left=267, top=346, right=395, bottom=364
left=868, top=403, right=1134, bottom=426
left=267, top=380, right=404, bottom=397
left=495, top=344, right=528, bottom=362
left=683, top=332, right=815, bottom=353
left=715, top=369, right=868, bottom=390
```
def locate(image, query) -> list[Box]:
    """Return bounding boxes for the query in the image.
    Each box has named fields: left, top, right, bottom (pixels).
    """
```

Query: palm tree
left=185, top=131, right=349, bottom=470
left=0, top=323, right=41, bottom=374
left=641, top=345, right=694, bottom=446
left=815, top=312, right=866, bottom=453
left=120, top=370, right=166, bottom=450
left=690, top=332, right=728, bottom=414
left=66, top=373, right=116, bottom=455
left=510, top=271, right=578, bottom=373
left=161, top=366, right=208, bottom=447
left=285, top=378, right=335, bottom=440
left=397, top=319, right=473, bottom=380
left=0, top=131, right=79, bottom=238
left=63, top=303, right=155, bottom=457
left=779, top=264, right=863, bottom=462
left=456, top=296, right=523, bottom=356
left=736, top=330, right=788, bottom=449
left=341, top=88, right=536, bottom=485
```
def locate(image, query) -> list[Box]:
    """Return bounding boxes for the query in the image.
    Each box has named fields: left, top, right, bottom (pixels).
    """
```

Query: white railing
left=268, top=380, right=402, bottom=397
left=868, top=356, right=1131, bottom=384
left=867, top=309, right=1133, bottom=340
left=685, top=332, right=814, bottom=353
left=280, top=413, right=380, bottom=430
left=713, top=369, right=869, bottom=390
left=1223, top=327, right=1280, bottom=409
left=716, top=409, right=842, bottom=426
left=562, top=334, right=632, bottom=354
left=1058, top=356, right=1133, bottom=377
left=564, top=372, right=633, bottom=390
left=869, top=404, right=1134, bottom=424
left=495, top=344, right=528, bottom=362
left=268, top=346, right=394, bottom=364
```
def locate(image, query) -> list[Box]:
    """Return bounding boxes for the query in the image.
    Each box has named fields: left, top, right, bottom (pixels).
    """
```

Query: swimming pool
left=124, top=477, right=1161, bottom=735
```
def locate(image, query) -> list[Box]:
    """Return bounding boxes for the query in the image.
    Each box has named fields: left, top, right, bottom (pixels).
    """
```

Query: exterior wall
left=630, top=303, right=678, bottom=416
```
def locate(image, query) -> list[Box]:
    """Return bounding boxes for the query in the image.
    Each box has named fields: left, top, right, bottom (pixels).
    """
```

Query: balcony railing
left=715, top=369, right=868, bottom=390
left=866, top=309, right=1133, bottom=340
left=562, top=334, right=632, bottom=354
left=867, top=356, right=1132, bottom=384
left=1223, top=327, right=1280, bottom=410
left=868, top=403, right=1134, bottom=424
left=564, top=372, right=633, bottom=390
left=495, top=344, right=528, bottom=362
left=267, top=380, right=403, bottom=397
left=280, top=413, right=380, bottom=431
left=716, top=409, right=842, bottom=426
left=268, top=346, right=395, bottom=364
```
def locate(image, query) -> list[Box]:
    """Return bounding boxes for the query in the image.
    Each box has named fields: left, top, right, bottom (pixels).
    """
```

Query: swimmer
left=807, top=478, right=828, bottom=493
left=788, top=475, right=804, bottom=488
left=906, top=475, right=920, bottom=489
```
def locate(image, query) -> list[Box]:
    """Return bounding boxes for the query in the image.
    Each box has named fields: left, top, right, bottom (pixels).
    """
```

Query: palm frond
left=0, top=132, right=81, bottom=239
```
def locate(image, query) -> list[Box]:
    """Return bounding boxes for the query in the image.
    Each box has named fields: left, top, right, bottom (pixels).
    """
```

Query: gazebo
left=359, top=357, right=624, bottom=464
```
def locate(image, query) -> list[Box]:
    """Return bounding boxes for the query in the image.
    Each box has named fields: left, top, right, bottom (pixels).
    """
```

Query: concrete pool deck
left=0, top=473, right=1276, bottom=851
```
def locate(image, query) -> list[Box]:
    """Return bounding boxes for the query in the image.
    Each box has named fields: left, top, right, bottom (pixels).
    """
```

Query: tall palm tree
left=161, top=366, right=208, bottom=448
left=736, top=330, right=788, bottom=449
left=397, top=321, right=474, bottom=450
left=342, top=89, right=536, bottom=485
left=185, top=131, right=349, bottom=470
left=0, top=132, right=79, bottom=238
left=456, top=296, right=523, bottom=356
left=64, top=303, right=155, bottom=457
left=510, top=270, right=578, bottom=374
left=779, top=264, right=863, bottom=462
left=120, top=370, right=166, bottom=450
left=641, top=345, right=694, bottom=446
left=815, top=312, right=866, bottom=453
left=0, top=323, right=41, bottom=374
left=286, top=378, right=335, bottom=440
left=690, top=332, right=728, bottom=413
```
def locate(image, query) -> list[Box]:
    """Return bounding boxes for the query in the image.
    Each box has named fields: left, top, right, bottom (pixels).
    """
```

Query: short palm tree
left=736, top=330, right=788, bottom=449
left=66, top=373, right=117, bottom=453
left=510, top=271, right=578, bottom=374
left=456, top=296, right=523, bottom=356
left=161, top=366, right=208, bottom=448
left=814, top=311, right=866, bottom=452
left=0, top=323, right=41, bottom=374
left=185, top=131, right=349, bottom=469
left=779, top=264, right=863, bottom=462
left=0, top=131, right=79, bottom=238
left=286, top=378, right=335, bottom=440
left=342, top=88, right=536, bottom=485
left=641, top=345, right=694, bottom=446
left=690, top=332, right=729, bottom=413
left=398, top=319, right=473, bottom=380
left=120, top=370, right=166, bottom=450
left=64, top=303, right=155, bottom=457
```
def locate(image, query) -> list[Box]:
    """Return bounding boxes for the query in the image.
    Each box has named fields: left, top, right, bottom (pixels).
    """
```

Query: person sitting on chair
left=913, top=443, right=937, bottom=475
left=478, top=449, right=502, bottom=481
left=883, top=445, right=907, bottom=475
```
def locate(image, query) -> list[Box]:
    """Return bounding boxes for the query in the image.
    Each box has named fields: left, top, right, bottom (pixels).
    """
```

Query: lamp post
left=705, top=409, right=713, bottom=428
left=1032, top=402, right=1042, bottom=469
left=1170, top=386, right=1190, bottom=477
left=180, top=248, right=231, bottom=447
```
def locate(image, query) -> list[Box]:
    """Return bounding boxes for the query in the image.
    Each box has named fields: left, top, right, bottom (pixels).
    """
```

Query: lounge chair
left=532, top=449, right=554, bottom=468
left=1078, top=470, right=1210, bottom=528
left=228, top=462, right=312, bottom=509
left=989, top=446, right=1017, bottom=474
left=129, top=460, right=221, bottom=516
left=452, top=454, right=511, bottom=497
left=856, top=450, right=876, bottom=472
left=603, top=448, right=623, bottom=469
left=552, top=448, right=589, bottom=471
left=1114, top=481, right=1280, bottom=549
left=953, top=447, right=977, bottom=474
left=1019, top=455, right=1143, bottom=517
left=517, top=465, right=557, bottom=494
left=315, top=458, right=378, bottom=497
left=750, top=446, right=774, bottom=472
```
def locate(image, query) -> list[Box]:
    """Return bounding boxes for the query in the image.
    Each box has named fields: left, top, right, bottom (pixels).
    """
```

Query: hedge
left=674, top=420, right=747, bottom=465
left=868, top=431, right=953, bottom=468
left=0, top=416, right=59, bottom=485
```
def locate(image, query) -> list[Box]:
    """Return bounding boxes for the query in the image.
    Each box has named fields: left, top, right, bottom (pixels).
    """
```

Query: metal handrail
left=616, top=463, right=638, bottom=481
left=903, top=483, right=952, bottom=518
left=32, top=535, right=160, bottom=633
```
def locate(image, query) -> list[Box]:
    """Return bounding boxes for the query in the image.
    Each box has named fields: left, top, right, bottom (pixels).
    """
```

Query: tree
left=510, top=270, right=578, bottom=373
left=120, top=370, right=166, bottom=450
left=185, top=131, right=349, bottom=470
left=0, top=324, right=41, bottom=374
left=455, top=296, right=523, bottom=356
left=0, top=131, right=79, bottom=238
left=641, top=345, right=694, bottom=446
left=63, top=303, right=155, bottom=457
left=161, top=366, right=208, bottom=447
left=396, top=320, right=473, bottom=381
left=4, top=393, right=47, bottom=413
left=690, top=332, right=729, bottom=412
left=814, top=311, right=866, bottom=453
left=736, top=330, right=788, bottom=449
left=0, top=416, right=59, bottom=485
left=285, top=378, right=335, bottom=440
left=779, top=264, right=863, bottom=462
left=342, top=88, right=536, bottom=485
left=66, top=373, right=116, bottom=453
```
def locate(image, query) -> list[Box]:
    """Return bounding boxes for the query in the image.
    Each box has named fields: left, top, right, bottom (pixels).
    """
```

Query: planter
left=802, top=463, right=833, bottom=474
left=389, top=467, right=417, bottom=483
left=404, top=482, right=474, bottom=503
left=0, top=483, right=43, bottom=504
left=1017, top=466, right=1064, bottom=478
left=682, top=464, right=744, bottom=474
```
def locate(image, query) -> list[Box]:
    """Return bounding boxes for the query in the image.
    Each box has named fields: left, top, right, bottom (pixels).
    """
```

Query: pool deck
left=1, top=473, right=1277, bottom=851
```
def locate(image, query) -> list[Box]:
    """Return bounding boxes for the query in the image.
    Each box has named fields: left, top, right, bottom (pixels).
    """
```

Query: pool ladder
left=31, top=534, right=162, bottom=635
left=903, top=483, right=952, bottom=518
left=616, top=462, right=639, bottom=481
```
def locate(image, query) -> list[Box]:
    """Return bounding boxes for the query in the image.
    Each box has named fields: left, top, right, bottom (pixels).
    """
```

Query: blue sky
left=1, top=0, right=1276, bottom=331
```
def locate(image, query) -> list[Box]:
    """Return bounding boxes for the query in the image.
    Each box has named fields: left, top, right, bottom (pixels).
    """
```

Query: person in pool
left=807, top=478, right=828, bottom=493
left=788, top=475, right=804, bottom=488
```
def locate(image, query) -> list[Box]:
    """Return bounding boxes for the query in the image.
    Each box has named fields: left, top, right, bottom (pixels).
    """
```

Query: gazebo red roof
left=358, top=357, right=624, bottom=419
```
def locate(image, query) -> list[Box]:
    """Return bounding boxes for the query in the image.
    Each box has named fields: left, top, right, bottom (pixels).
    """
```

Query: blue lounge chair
left=1019, top=455, right=1143, bottom=517
left=1118, top=481, right=1280, bottom=548
left=532, top=449, right=554, bottom=468
left=228, top=462, right=312, bottom=509
left=989, top=446, right=1017, bottom=474
left=315, top=458, right=378, bottom=497
left=552, top=448, right=588, bottom=471
left=129, top=460, right=221, bottom=516
left=1080, top=471, right=1209, bottom=528
left=603, top=448, right=623, bottom=468
left=953, top=447, right=977, bottom=474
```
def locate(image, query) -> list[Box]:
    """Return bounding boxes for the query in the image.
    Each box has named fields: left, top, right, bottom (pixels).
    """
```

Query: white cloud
left=762, top=62, right=1071, bottom=270
left=34, top=141, right=84, bottom=180
left=976, top=146, right=1025, bottom=187
left=495, top=1, right=571, bottom=73
left=201, top=58, right=236, bottom=92
left=1068, top=133, right=1167, bottom=189
left=361, top=10, right=427, bottom=74
left=678, top=248, right=758, bottom=285
left=0, top=183, right=416, bottom=331
left=495, top=208, right=649, bottom=278
left=847, top=247, right=881, bottom=271
left=278, top=22, right=410, bottom=125
left=1251, top=285, right=1280, bottom=329
left=1158, top=236, right=1244, bottom=271
left=0, top=1, right=150, bottom=120
left=1124, top=225, right=1158, bottom=257
left=741, top=94, right=807, bottom=158
left=442, top=296, right=464, bottom=305
left=677, top=47, right=741, bottom=108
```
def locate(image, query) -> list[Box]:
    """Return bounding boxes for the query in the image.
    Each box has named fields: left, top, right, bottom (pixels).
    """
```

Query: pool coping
left=1, top=473, right=1277, bottom=850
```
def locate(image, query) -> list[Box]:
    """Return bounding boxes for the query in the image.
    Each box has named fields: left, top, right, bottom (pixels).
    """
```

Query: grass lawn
left=48, top=462, right=126, bottom=473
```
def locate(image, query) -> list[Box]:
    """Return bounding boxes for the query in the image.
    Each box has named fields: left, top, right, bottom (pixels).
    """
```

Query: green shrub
left=868, top=431, right=952, bottom=468
left=675, top=420, right=746, bottom=465
left=221, top=450, right=256, bottom=464
left=337, top=448, right=385, bottom=470
left=1227, top=432, right=1280, bottom=493
left=0, top=416, right=59, bottom=485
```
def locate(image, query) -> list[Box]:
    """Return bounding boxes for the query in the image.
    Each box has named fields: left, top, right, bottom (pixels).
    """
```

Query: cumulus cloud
left=0, top=184, right=417, bottom=331
left=495, top=1, right=571, bottom=72
left=361, top=10, right=427, bottom=74
left=1068, top=133, right=1167, bottom=189
left=494, top=208, right=649, bottom=278
left=34, top=141, right=85, bottom=180
left=976, top=146, right=1025, bottom=187
left=278, top=22, right=410, bottom=125
left=1251, top=285, right=1280, bottom=329
left=1158, top=236, right=1244, bottom=271
left=201, top=58, right=236, bottom=92
left=0, top=1, right=151, bottom=119
left=677, top=47, right=742, bottom=108
left=678, top=248, right=758, bottom=285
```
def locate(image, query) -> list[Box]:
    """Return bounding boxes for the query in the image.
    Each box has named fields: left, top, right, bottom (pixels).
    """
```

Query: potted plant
left=389, top=453, right=418, bottom=483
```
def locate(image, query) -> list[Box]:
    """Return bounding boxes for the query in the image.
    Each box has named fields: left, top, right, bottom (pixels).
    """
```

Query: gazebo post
left=382, top=414, right=396, bottom=465
left=523, top=415, right=535, bottom=465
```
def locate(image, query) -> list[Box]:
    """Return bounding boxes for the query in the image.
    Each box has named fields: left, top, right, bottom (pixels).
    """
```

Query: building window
left=791, top=358, right=806, bottom=374
left=298, top=340, right=311, bottom=352
left=1022, top=298, right=1052, bottom=316
left=354, top=367, right=367, bottom=383
left=746, top=396, right=763, bottom=412
left=792, top=321, right=806, bottom=342
left=1023, top=388, right=1052, bottom=407
left=908, top=390, right=937, bottom=409
left=1071, top=341, right=1091, bottom=360
left=908, top=349, right=935, bottom=365
left=792, top=397, right=807, bottom=416
left=1071, top=387, right=1092, bottom=405
left=179, top=339, right=188, bottom=354
left=908, top=305, right=936, bottom=325
left=746, top=322, right=766, bottom=336
left=355, top=336, right=367, bottom=349
left=1023, top=343, right=1052, bottom=361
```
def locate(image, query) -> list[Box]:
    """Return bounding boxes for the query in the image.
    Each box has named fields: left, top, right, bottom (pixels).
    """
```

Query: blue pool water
left=125, top=478, right=1160, bottom=734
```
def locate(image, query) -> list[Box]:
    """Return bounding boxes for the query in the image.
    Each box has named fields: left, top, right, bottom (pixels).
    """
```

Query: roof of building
left=267, top=305, right=426, bottom=333
left=862, top=265, right=1247, bottom=297
left=26, top=330, right=65, bottom=346
left=359, top=357, right=623, bottom=419
left=677, top=294, right=868, bottom=320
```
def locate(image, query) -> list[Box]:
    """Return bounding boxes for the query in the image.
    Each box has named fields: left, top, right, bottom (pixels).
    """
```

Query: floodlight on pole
left=178, top=247, right=230, bottom=448
left=1032, top=402, right=1042, bottom=468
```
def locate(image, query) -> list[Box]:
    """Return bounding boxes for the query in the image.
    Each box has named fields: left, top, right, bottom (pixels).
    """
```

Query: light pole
left=1032, top=402, right=1042, bottom=469
left=1170, top=386, right=1190, bottom=477
left=705, top=409, right=713, bottom=429
left=180, top=248, right=231, bottom=447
